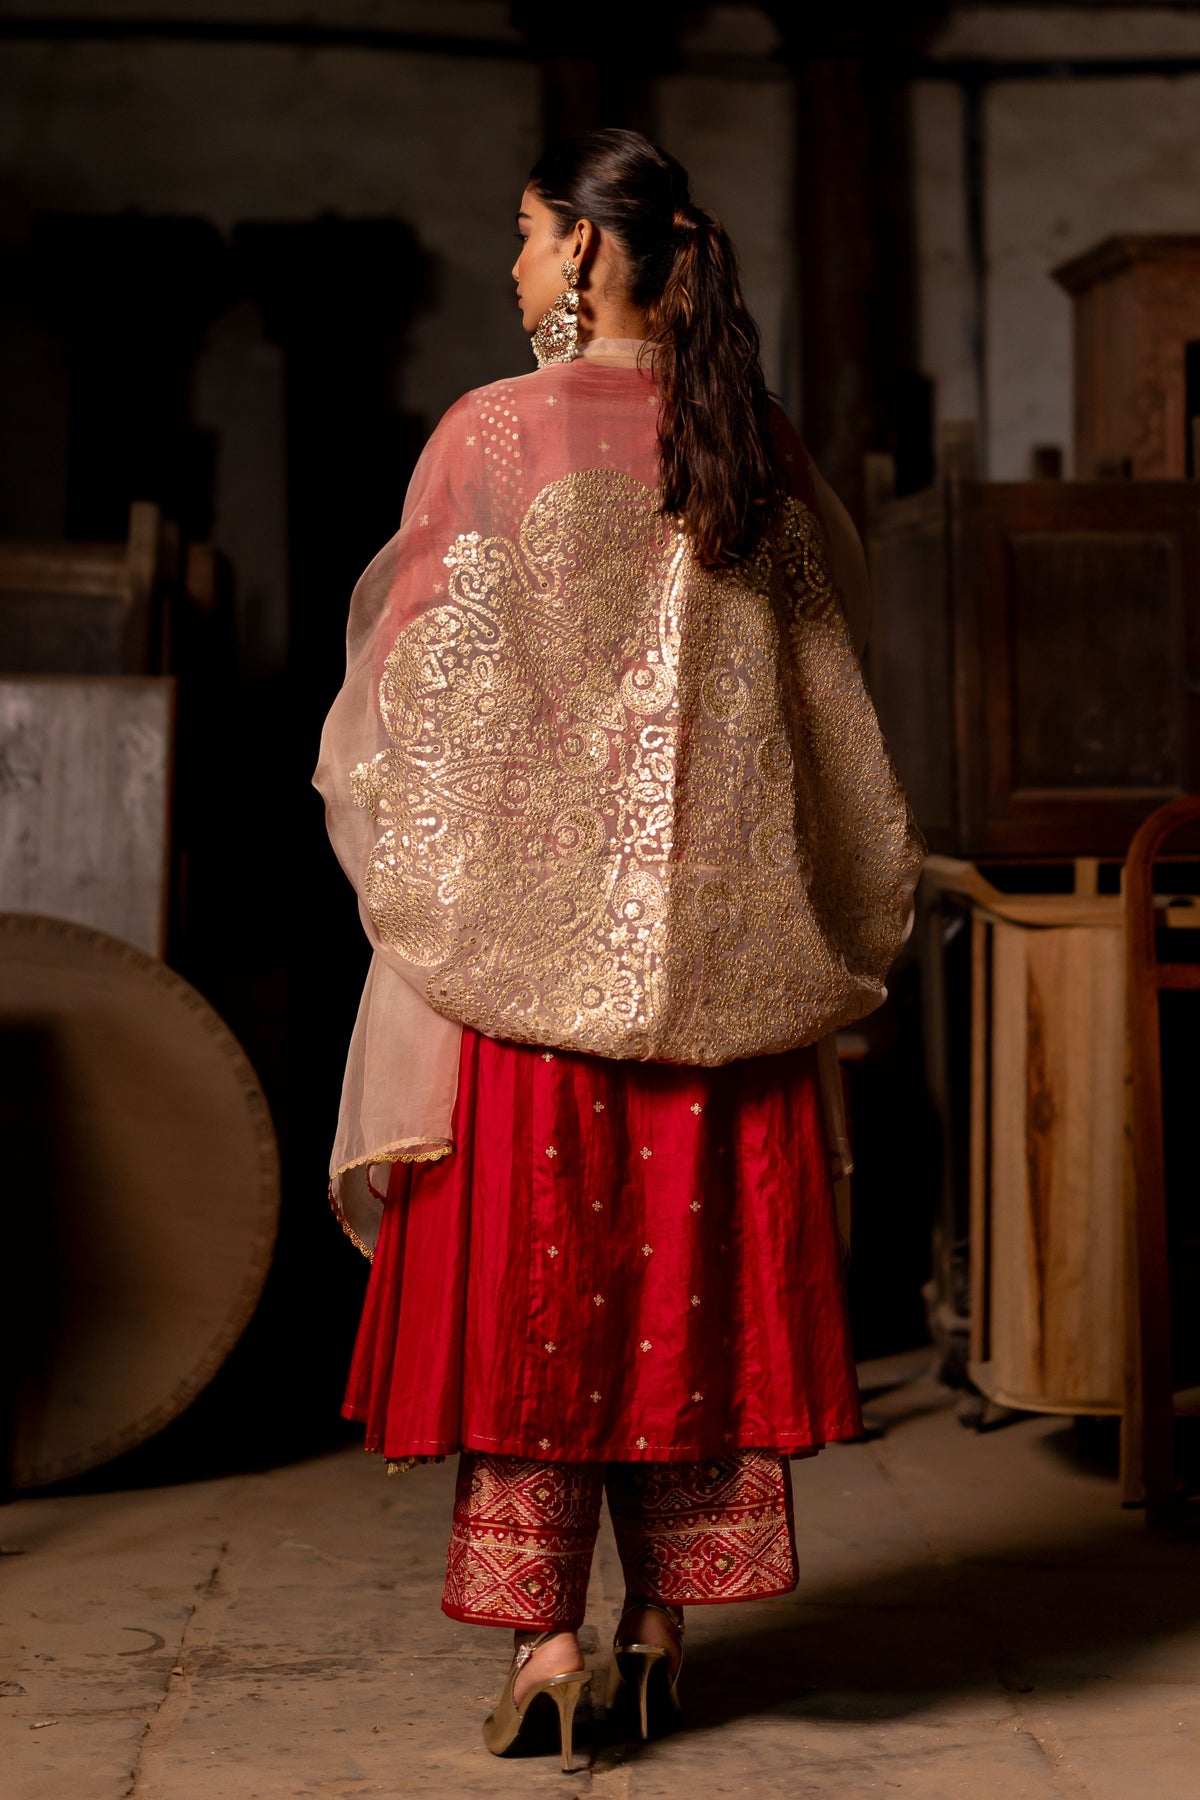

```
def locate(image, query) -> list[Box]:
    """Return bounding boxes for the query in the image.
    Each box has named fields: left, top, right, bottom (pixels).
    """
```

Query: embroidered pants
left=442, top=1449, right=799, bottom=1629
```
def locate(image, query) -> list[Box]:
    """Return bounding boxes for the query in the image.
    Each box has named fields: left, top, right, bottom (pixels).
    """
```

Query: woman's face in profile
left=512, top=187, right=570, bottom=336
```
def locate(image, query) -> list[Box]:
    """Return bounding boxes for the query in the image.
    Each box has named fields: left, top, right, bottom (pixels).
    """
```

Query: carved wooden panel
left=870, top=476, right=1200, bottom=857
left=1008, top=533, right=1178, bottom=789
left=960, top=481, right=1200, bottom=855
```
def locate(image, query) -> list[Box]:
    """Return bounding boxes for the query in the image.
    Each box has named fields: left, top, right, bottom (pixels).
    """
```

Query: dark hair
left=527, top=128, right=781, bottom=568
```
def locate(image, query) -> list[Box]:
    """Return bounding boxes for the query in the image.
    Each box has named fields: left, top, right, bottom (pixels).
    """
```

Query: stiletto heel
left=482, top=1631, right=591, bottom=1771
left=606, top=1603, right=684, bottom=1740
left=553, top=1676, right=586, bottom=1773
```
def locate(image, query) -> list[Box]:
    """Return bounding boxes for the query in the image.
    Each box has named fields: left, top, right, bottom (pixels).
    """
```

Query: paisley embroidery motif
left=351, top=469, right=922, bottom=1063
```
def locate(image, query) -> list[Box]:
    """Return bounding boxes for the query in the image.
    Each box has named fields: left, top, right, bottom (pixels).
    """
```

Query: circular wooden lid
left=1, top=914, right=280, bottom=1488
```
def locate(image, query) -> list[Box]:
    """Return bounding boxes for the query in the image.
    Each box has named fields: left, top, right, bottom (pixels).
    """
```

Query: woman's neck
left=577, top=292, right=649, bottom=347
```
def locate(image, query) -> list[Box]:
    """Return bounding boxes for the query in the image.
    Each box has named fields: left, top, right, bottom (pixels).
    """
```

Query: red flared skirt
left=343, top=1028, right=862, bottom=1464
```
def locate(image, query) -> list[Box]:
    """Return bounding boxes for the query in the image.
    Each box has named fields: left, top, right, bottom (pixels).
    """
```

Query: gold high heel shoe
left=482, top=1630, right=591, bottom=1772
left=604, top=1602, right=684, bottom=1740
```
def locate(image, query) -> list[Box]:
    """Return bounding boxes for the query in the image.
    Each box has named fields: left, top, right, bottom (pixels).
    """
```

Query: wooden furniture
left=1125, top=797, right=1200, bottom=1520
left=868, top=423, right=1200, bottom=1512
left=0, top=501, right=167, bottom=674
left=1053, top=235, right=1200, bottom=479
left=922, top=857, right=1128, bottom=1412
left=923, top=844, right=1200, bottom=1512
left=1, top=914, right=280, bottom=1491
left=866, top=463, right=1200, bottom=858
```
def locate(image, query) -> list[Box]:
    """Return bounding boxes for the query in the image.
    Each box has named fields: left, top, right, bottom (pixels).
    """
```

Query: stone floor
left=3, top=1352, right=1198, bottom=1798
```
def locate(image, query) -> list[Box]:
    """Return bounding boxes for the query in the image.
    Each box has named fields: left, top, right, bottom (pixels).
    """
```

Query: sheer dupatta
left=314, top=341, right=924, bottom=1255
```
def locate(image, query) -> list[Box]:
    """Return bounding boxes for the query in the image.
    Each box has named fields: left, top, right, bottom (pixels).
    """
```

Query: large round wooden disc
left=1, top=914, right=280, bottom=1488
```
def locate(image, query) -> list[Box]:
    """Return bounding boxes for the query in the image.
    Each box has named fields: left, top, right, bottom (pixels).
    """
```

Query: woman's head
left=517, top=128, right=782, bottom=567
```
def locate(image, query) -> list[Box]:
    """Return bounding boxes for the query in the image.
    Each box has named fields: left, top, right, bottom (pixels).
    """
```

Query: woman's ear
left=573, top=217, right=594, bottom=270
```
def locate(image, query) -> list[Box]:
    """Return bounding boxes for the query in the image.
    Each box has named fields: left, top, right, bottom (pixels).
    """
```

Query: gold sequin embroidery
left=351, top=470, right=924, bottom=1064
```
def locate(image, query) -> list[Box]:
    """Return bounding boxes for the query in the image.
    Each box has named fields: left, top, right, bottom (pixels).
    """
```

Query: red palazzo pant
left=444, top=1450, right=799, bottom=1630
left=343, top=1027, right=861, bottom=1625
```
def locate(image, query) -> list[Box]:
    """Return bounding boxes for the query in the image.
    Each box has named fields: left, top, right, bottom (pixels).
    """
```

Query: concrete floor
left=3, top=1353, right=1198, bottom=1799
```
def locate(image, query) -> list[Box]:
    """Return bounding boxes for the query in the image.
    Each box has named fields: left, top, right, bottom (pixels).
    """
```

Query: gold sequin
left=640, top=1340, right=652, bottom=1353
left=591, top=1391, right=602, bottom=1402
left=690, top=1201, right=702, bottom=1213
left=539, top=1436, right=551, bottom=1449
left=545, top=1341, right=557, bottom=1353
left=690, top=1102, right=702, bottom=1115
left=691, top=1391, right=704, bottom=1402
left=691, top=1294, right=701, bottom=1306
left=641, top=1244, right=653, bottom=1257
left=546, top=1146, right=557, bottom=1159
left=592, top=1293, right=604, bottom=1306
left=593, top=1101, right=605, bottom=1113
left=353, top=470, right=924, bottom=1063
left=592, top=1200, right=603, bottom=1212
left=547, top=1245, right=559, bottom=1258
left=541, top=1050, right=555, bottom=1061
left=640, top=1146, right=652, bottom=1160
left=636, top=1435, right=648, bottom=1448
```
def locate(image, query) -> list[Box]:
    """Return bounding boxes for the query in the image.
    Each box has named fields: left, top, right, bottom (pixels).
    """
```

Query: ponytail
left=647, top=205, right=780, bottom=567
left=527, top=129, right=782, bottom=568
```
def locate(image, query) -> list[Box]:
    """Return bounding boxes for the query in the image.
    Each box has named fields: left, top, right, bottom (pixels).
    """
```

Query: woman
left=314, top=128, right=924, bottom=1771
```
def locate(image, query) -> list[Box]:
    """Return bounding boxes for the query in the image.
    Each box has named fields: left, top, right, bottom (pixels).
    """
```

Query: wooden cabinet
left=1053, top=234, right=1200, bottom=480
left=867, top=473, right=1200, bottom=857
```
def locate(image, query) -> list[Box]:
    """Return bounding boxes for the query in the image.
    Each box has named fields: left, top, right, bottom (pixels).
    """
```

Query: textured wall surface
left=657, top=69, right=794, bottom=410
left=914, top=8, right=1200, bottom=477
left=985, top=76, right=1200, bottom=478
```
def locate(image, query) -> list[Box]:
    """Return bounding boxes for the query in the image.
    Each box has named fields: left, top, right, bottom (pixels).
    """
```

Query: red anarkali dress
left=344, top=1028, right=861, bottom=1466
left=314, top=337, right=924, bottom=1588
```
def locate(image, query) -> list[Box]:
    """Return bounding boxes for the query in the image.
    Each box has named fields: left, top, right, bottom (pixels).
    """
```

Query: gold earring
left=531, top=259, right=581, bottom=367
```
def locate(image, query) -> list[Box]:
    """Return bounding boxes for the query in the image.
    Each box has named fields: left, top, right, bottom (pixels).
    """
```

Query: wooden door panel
left=958, top=481, right=1200, bottom=854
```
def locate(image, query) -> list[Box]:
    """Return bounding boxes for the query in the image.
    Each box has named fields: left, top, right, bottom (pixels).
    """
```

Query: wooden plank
left=0, top=676, right=175, bottom=956
left=985, top=918, right=1127, bottom=1411
left=1124, top=794, right=1200, bottom=1519
left=920, top=854, right=1127, bottom=927
left=968, top=912, right=991, bottom=1364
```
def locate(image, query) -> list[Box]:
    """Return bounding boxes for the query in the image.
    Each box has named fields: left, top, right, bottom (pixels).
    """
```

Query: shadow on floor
left=588, top=1492, right=1199, bottom=1765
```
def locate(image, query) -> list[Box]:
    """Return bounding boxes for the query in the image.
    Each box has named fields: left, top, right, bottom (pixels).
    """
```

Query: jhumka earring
left=531, top=259, right=581, bottom=367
